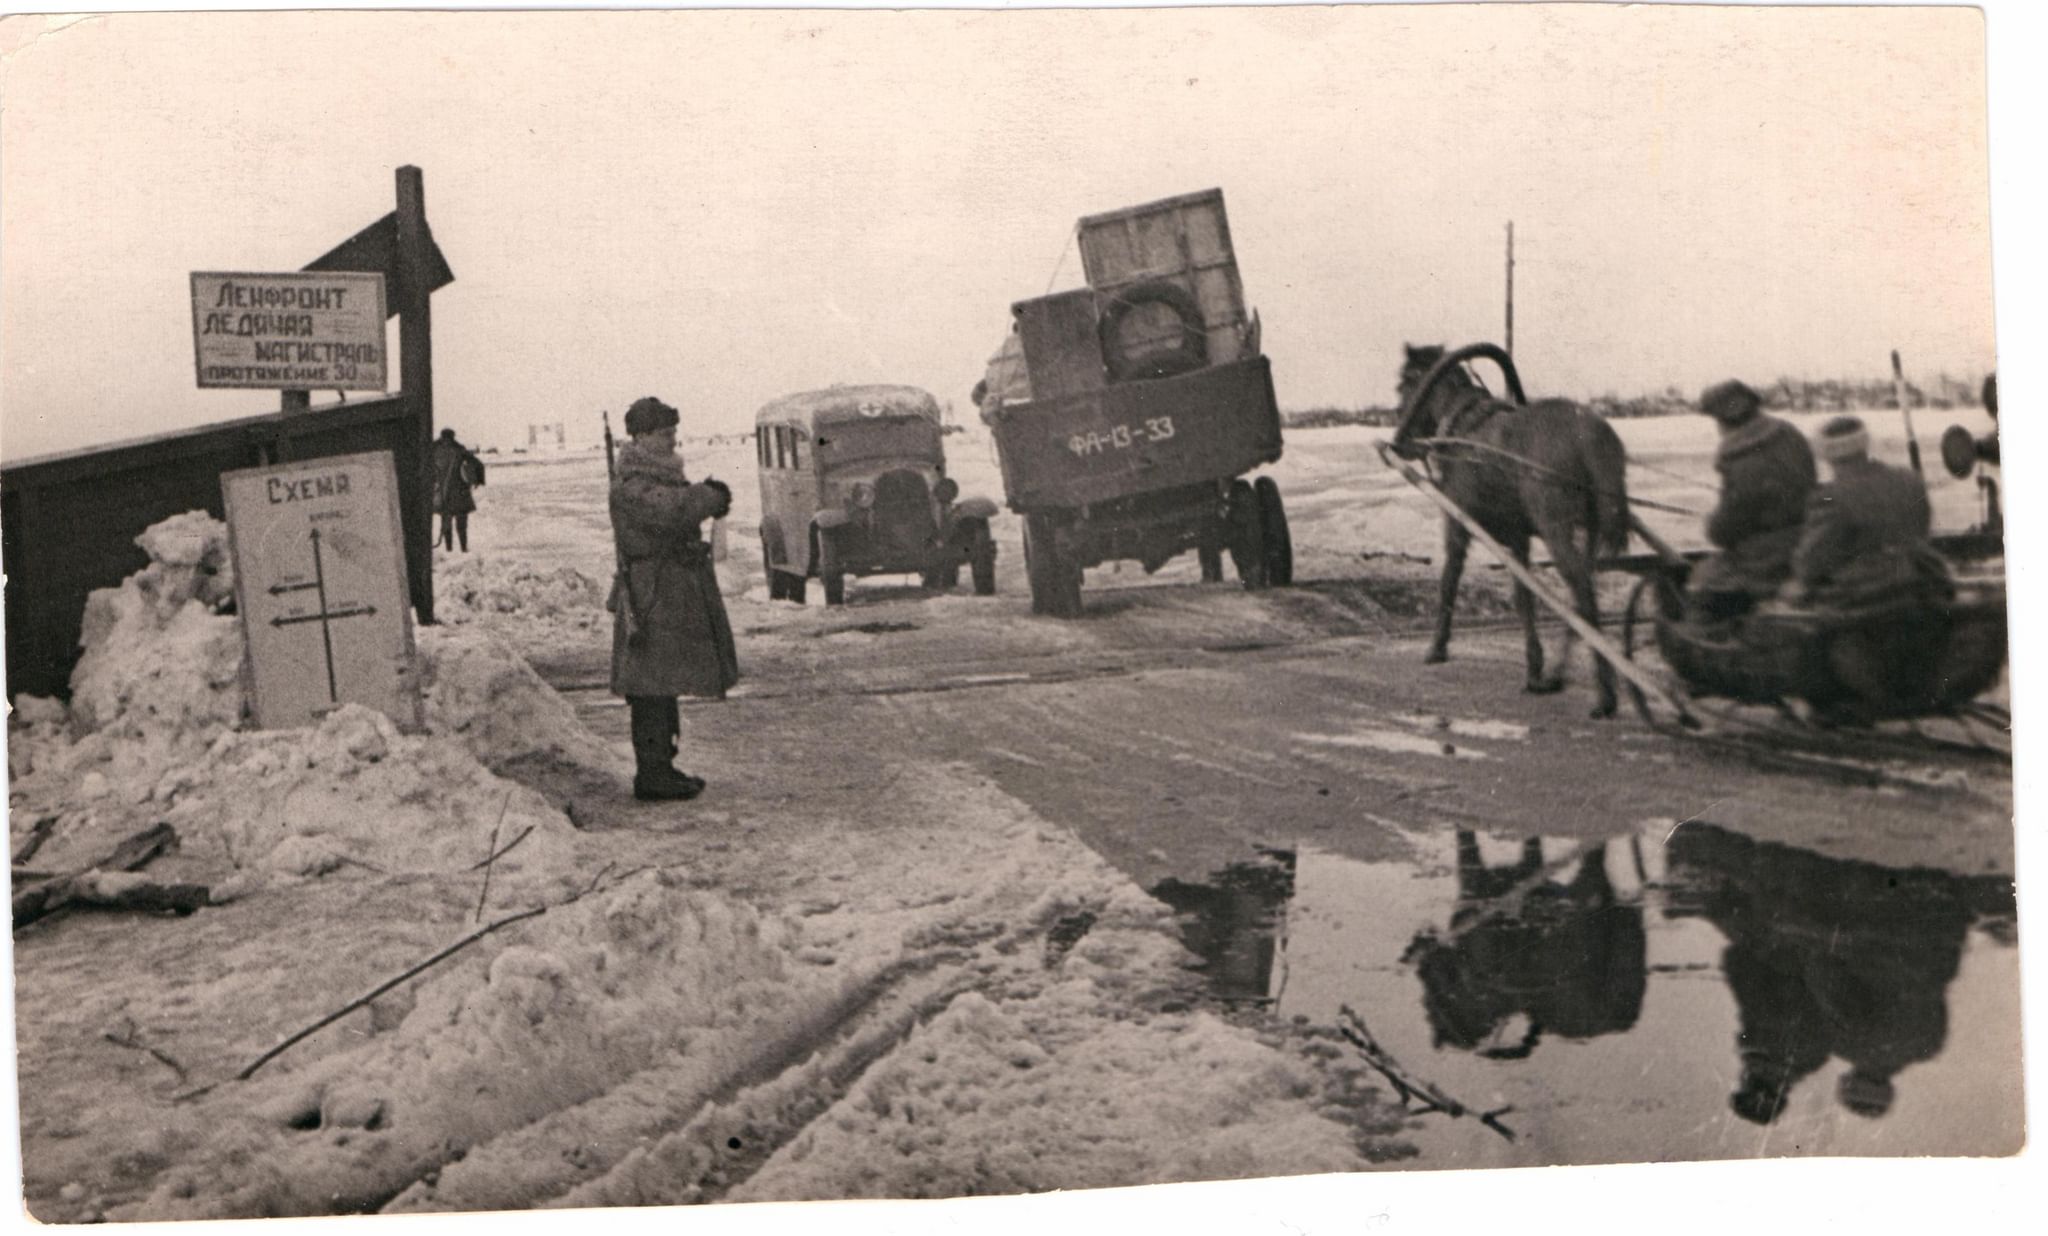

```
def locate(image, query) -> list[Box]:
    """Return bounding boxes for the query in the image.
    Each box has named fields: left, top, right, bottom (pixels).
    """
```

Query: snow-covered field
left=6, top=406, right=2006, bottom=1220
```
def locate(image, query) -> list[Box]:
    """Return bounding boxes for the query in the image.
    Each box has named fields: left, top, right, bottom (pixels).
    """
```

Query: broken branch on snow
left=210, top=863, right=641, bottom=1094
left=1338, top=1005, right=1516, bottom=1142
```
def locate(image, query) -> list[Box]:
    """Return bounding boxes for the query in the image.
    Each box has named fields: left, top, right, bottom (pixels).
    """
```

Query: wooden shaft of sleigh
left=1380, top=445, right=1697, bottom=725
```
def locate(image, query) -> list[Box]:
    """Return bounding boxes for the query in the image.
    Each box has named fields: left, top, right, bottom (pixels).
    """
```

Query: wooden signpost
left=221, top=449, right=421, bottom=730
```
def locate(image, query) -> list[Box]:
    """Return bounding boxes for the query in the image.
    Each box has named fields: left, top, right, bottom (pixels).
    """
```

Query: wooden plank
left=1078, top=190, right=1248, bottom=365
left=1012, top=290, right=1105, bottom=401
left=13, top=823, right=182, bottom=930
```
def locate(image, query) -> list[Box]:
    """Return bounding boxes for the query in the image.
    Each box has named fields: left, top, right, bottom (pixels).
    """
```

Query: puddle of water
left=1150, top=823, right=2020, bottom=1168
left=1295, top=729, right=1490, bottom=760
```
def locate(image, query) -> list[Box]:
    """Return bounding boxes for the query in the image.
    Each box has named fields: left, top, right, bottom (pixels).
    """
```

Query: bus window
left=774, top=426, right=788, bottom=469
left=757, top=432, right=769, bottom=468
left=790, top=430, right=805, bottom=471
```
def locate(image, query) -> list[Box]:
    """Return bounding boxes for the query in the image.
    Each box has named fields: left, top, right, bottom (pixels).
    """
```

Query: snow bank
left=123, top=871, right=829, bottom=1220
left=417, top=624, right=629, bottom=784
left=153, top=704, right=580, bottom=899
left=8, top=513, right=623, bottom=882
left=434, top=554, right=608, bottom=629
left=729, top=992, right=1365, bottom=1200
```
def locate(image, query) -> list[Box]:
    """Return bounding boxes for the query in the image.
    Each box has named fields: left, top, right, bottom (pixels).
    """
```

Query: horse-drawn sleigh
left=1381, top=343, right=2008, bottom=744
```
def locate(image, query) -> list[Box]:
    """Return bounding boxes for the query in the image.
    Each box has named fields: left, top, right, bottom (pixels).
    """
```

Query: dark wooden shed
left=2, top=395, right=437, bottom=700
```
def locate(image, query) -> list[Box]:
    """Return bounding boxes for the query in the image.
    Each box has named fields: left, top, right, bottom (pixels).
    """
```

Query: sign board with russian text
left=221, top=449, right=420, bottom=730
left=191, top=271, right=388, bottom=390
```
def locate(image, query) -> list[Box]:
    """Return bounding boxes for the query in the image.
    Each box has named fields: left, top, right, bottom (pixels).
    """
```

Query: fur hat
left=624, top=396, right=680, bottom=436
left=1699, top=380, right=1761, bottom=423
left=1816, top=415, right=1870, bottom=463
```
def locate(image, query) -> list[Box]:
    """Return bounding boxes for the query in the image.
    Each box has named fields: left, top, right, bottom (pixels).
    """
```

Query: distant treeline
left=1283, top=371, right=1992, bottom=429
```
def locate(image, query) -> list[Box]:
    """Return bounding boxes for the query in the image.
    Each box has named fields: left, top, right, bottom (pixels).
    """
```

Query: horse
left=1394, top=343, right=1631, bottom=717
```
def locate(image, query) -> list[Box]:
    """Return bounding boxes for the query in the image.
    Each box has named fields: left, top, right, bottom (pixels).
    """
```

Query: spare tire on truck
left=1098, top=280, right=1209, bottom=383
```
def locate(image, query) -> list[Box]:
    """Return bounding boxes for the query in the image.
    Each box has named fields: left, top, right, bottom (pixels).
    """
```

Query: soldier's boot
left=660, top=698, right=706, bottom=796
left=629, top=697, right=702, bottom=802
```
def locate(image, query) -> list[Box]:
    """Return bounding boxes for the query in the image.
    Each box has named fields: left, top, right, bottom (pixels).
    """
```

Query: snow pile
left=416, top=624, right=630, bottom=785
left=434, top=555, right=607, bottom=627
left=8, top=513, right=624, bottom=879
left=7, top=512, right=245, bottom=797
left=729, top=992, right=1366, bottom=1200
left=151, top=704, right=580, bottom=898
left=124, top=871, right=830, bottom=1220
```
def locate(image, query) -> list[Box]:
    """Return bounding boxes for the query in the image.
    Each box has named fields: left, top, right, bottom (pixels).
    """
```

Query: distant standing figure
left=1687, top=380, right=1817, bottom=621
left=609, top=396, right=739, bottom=802
left=432, top=428, right=485, bottom=552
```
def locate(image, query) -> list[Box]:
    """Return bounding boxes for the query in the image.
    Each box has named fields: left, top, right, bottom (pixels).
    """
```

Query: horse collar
left=1440, top=393, right=1499, bottom=440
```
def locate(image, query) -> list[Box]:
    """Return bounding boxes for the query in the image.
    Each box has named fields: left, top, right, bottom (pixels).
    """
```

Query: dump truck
left=980, top=189, right=1290, bottom=617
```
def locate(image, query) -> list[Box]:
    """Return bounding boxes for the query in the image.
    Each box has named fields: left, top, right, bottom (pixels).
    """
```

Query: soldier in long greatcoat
left=608, top=396, right=738, bottom=802
left=432, top=428, right=485, bottom=552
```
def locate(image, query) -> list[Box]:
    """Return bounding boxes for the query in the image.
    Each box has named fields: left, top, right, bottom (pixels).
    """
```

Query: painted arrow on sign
left=271, top=605, right=377, bottom=628
left=261, top=527, right=383, bottom=704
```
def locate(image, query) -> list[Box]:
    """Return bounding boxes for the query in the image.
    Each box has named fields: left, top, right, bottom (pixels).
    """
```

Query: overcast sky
left=0, top=5, right=2000, bottom=457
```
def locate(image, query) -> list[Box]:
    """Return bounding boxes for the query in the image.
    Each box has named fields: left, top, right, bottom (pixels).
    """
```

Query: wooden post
left=1892, top=349, right=1924, bottom=478
left=396, top=166, right=436, bottom=624
left=1504, top=221, right=1515, bottom=358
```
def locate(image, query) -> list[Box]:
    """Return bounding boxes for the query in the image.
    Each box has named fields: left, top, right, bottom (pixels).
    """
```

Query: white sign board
left=221, top=450, right=421, bottom=731
left=191, top=271, right=388, bottom=390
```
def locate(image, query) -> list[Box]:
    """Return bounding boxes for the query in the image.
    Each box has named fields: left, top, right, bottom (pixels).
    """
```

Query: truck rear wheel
left=1197, top=516, right=1225, bottom=583
left=968, top=521, right=998, bottom=596
left=1227, top=480, right=1268, bottom=591
left=1254, top=476, right=1293, bottom=587
left=1024, top=515, right=1082, bottom=618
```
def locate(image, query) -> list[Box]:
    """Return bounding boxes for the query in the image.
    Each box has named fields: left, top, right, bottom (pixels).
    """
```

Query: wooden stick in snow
left=234, top=904, right=549, bottom=1083
left=224, top=863, right=634, bottom=1089
left=473, top=789, right=514, bottom=923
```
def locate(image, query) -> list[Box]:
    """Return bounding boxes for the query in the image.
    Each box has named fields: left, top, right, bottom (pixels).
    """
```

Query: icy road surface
left=9, top=416, right=2015, bottom=1221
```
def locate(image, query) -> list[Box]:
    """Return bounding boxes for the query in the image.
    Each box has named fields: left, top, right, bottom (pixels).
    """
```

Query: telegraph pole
left=1504, top=221, right=1516, bottom=357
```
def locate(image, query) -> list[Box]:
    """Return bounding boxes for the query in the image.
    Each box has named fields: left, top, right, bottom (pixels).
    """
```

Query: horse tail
left=1584, top=415, right=1630, bottom=559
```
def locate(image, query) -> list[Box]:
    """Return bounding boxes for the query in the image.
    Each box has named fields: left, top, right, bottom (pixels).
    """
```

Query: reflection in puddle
left=1149, top=849, right=1294, bottom=1004
left=1148, top=823, right=2020, bottom=1167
